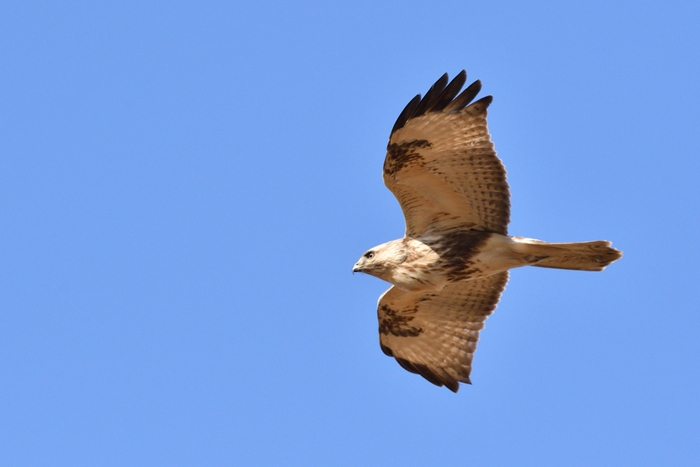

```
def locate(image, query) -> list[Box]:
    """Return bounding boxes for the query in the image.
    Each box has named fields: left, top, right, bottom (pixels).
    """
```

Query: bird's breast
left=386, top=239, right=445, bottom=291
left=391, top=232, right=523, bottom=289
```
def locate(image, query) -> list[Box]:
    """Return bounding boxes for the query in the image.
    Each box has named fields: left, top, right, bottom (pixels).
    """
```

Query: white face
left=352, top=240, right=406, bottom=279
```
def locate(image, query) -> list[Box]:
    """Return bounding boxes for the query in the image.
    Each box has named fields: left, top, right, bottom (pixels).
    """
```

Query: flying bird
left=353, top=70, right=621, bottom=392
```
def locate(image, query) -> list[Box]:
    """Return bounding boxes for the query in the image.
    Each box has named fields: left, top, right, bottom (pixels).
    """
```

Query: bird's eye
left=365, top=251, right=375, bottom=259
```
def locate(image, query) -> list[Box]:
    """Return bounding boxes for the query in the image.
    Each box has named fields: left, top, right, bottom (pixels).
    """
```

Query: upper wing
left=383, top=71, right=510, bottom=237
left=377, top=272, right=508, bottom=392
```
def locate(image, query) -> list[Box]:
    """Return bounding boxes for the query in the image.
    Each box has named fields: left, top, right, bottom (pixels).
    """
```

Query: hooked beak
left=352, top=263, right=363, bottom=274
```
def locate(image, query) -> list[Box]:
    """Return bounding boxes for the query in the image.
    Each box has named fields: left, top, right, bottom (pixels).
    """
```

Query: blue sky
left=1, top=1, right=699, bottom=465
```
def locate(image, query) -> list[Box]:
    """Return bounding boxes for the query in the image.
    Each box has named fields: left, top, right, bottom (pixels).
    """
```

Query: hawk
left=353, top=70, right=621, bottom=392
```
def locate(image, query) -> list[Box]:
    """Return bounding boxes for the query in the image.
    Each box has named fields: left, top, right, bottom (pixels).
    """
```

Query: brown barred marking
left=384, top=140, right=432, bottom=177
left=378, top=304, right=423, bottom=337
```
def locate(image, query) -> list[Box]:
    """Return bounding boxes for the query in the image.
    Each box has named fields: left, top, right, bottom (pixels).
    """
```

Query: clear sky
left=1, top=1, right=699, bottom=465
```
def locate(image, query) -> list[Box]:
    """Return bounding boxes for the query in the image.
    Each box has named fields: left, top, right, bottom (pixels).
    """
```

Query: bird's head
left=352, top=240, right=406, bottom=280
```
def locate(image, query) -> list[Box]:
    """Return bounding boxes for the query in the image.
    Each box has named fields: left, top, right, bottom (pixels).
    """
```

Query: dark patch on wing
left=378, top=304, right=423, bottom=337
left=384, top=140, right=432, bottom=177
left=430, top=230, right=493, bottom=281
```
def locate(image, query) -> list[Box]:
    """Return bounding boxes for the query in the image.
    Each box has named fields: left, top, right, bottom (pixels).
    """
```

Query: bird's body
left=362, top=232, right=526, bottom=292
left=353, top=70, right=621, bottom=392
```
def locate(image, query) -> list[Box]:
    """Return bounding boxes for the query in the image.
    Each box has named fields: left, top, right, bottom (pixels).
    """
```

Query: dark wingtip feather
left=444, top=79, right=482, bottom=112
left=395, top=357, right=420, bottom=375
left=445, top=380, right=460, bottom=393
left=410, top=72, right=449, bottom=121
left=380, top=343, right=394, bottom=357
left=389, top=71, right=489, bottom=136
left=413, top=363, right=447, bottom=388
left=465, top=95, right=493, bottom=115
left=429, top=70, right=467, bottom=113
left=391, top=94, right=421, bottom=134
left=394, top=357, right=463, bottom=392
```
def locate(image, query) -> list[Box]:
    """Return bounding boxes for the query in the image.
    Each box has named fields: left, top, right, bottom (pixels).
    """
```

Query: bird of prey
left=352, top=70, right=621, bottom=392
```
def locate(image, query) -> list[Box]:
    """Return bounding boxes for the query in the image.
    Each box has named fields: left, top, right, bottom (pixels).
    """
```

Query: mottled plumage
left=353, top=70, right=622, bottom=392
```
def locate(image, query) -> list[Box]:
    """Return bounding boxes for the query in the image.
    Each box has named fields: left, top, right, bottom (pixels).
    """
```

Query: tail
left=511, top=237, right=622, bottom=271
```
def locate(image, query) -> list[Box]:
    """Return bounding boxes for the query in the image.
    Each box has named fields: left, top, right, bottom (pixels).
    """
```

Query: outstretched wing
left=384, top=71, right=510, bottom=237
left=377, top=272, right=508, bottom=392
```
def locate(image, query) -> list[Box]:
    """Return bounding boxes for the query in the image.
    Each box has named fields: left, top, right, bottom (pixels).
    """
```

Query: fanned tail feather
left=512, top=237, right=622, bottom=271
